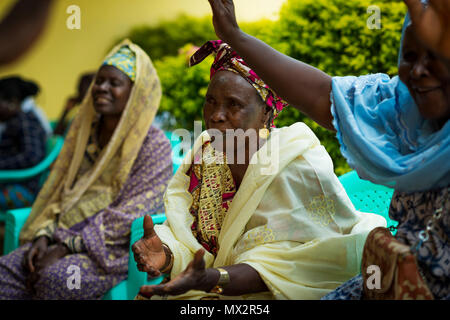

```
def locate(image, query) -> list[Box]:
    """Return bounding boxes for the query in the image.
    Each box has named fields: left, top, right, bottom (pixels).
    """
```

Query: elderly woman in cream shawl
left=0, top=40, right=172, bottom=300
left=131, top=40, right=385, bottom=300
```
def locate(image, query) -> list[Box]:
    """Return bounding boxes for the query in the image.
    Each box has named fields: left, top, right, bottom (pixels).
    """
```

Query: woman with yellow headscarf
left=0, top=40, right=173, bottom=299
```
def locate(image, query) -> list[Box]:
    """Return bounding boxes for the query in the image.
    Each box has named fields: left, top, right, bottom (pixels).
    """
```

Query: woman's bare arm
left=208, top=0, right=334, bottom=131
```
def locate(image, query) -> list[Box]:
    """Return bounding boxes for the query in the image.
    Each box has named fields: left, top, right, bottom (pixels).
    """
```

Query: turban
left=102, top=45, right=136, bottom=82
left=190, top=40, right=288, bottom=126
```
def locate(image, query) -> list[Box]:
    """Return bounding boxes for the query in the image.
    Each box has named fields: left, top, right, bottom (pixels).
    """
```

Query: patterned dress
left=0, top=126, right=172, bottom=299
left=322, top=186, right=449, bottom=300
left=187, top=141, right=236, bottom=256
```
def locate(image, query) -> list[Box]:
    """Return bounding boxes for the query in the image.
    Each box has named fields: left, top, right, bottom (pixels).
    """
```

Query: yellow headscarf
left=20, top=39, right=162, bottom=243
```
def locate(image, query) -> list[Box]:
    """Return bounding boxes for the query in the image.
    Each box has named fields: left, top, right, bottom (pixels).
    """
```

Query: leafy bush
left=269, top=0, right=406, bottom=175
left=153, top=46, right=212, bottom=131
left=119, top=0, right=407, bottom=175
left=123, top=15, right=216, bottom=61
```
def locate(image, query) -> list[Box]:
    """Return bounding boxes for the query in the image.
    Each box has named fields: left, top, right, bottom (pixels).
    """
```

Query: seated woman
left=131, top=41, right=386, bottom=300
left=0, top=40, right=173, bottom=300
left=207, top=0, right=449, bottom=299
left=0, top=77, right=48, bottom=210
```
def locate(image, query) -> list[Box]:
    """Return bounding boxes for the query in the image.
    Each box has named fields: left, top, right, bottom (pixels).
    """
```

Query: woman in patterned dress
left=207, top=0, right=449, bottom=299
left=131, top=40, right=385, bottom=300
left=0, top=40, right=173, bottom=299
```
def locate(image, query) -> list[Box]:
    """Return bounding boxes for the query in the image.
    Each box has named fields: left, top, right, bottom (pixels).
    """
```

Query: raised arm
left=0, top=0, right=53, bottom=66
left=207, top=0, right=334, bottom=131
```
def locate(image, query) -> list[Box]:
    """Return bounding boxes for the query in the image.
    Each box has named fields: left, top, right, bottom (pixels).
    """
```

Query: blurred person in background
left=53, top=72, right=96, bottom=136
left=0, top=76, right=48, bottom=210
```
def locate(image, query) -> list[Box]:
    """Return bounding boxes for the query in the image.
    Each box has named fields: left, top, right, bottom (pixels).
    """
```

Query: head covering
left=189, top=40, right=288, bottom=126
left=0, top=76, right=39, bottom=102
left=102, top=45, right=137, bottom=82
left=20, top=39, right=162, bottom=242
left=329, top=0, right=449, bottom=193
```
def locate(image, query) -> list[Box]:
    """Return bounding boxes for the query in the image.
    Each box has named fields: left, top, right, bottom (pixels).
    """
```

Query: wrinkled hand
left=131, top=215, right=166, bottom=278
left=207, top=0, right=240, bottom=43
left=25, top=243, right=69, bottom=291
left=404, top=0, right=450, bottom=59
left=25, top=236, right=49, bottom=273
left=138, top=249, right=207, bottom=298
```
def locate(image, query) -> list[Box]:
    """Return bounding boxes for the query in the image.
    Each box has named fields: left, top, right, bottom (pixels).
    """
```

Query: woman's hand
left=207, top=0, right=240, bottom=43
left=138, top=249, right=210, bottom=298
left=404, top=0, right=450, bottom=59
left=24, top=236, right=49, bottom=273
left=25, top=243, right=70, bottom=291
left=131, top=215, right=167, bottom=278
left=34, top=243, right=70, bottom=271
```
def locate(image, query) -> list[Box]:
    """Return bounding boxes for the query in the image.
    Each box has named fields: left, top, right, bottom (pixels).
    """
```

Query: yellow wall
left=0, top=0, right=285, bottom=120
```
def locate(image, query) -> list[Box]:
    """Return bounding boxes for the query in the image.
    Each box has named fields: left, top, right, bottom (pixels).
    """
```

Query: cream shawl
left=154, top=122, right=386, bottom=299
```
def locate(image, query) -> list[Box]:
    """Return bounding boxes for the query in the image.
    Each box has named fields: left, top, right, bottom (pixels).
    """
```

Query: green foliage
left=124, top=15, right=216, bottom=61
left=275, top=0, right=406, bottom=76
left=153, top=47, right=212, bottom=131
left=119, top=0, right=407, bottom=175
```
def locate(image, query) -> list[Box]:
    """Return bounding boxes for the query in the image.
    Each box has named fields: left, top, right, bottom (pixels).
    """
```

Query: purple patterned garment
left=322, top=186, right=449, bottom=300
left=0, top=126, right=172, bottom=300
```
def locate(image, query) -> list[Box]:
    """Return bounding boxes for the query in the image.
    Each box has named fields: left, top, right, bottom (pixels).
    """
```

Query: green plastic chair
left=0, top=135, right=64, bottom=222
left=164, top=130, right=184, bottom=175
left=338, top=170, right=398, bottom=232
left=3, top=207, right=31, bottom=255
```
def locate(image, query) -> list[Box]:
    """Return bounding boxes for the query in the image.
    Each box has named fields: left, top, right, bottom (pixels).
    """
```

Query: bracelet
left=209, top=268, right=230, bottom=294
left=159, top=244, right=174, bottom=274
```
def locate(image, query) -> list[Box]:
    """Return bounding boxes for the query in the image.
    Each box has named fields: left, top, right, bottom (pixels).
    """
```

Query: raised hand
left=138, top=249, right=208, bottom=298
left=131, top=215, right=167, bottom=278
left=207, top=0, right=240, bottom=43
left=404, top=0, right=450, bottom=59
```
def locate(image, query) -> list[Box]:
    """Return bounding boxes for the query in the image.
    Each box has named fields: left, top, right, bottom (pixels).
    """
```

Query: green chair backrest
left=338, top=170, right=398, bottom=232
left=164, top=131, right=184, bottom=175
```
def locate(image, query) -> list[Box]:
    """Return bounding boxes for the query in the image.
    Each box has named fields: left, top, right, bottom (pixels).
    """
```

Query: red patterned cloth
left=189, top=40, right=288, bottom=126
left=187, top=141, right=236, bottom=256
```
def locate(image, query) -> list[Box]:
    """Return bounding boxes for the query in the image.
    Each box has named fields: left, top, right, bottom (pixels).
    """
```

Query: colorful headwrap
left=102, top=45, right=136, bottom=82
left=189, top=40, right=288, bottom=126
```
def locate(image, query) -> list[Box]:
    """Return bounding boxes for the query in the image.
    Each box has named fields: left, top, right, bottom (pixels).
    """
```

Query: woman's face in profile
left=91, top=65, right=133, bottom=117
left=398, top=25, right=450, bottom=126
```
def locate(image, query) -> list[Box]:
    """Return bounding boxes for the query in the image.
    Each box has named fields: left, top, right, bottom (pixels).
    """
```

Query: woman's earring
left=259, top=125, right=270, bottom=139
